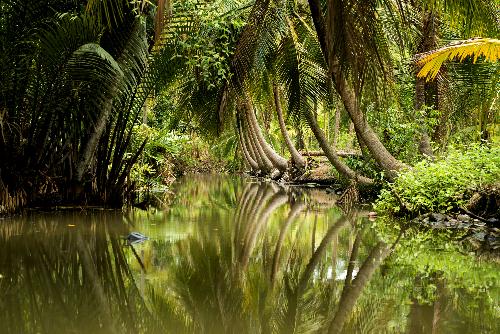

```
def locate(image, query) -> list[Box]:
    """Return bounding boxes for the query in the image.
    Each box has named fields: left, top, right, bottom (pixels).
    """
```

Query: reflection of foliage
left=139, top=177, right=499, bottom=334
left=0, top=211, right=155, bottom=333
left=2, top=177, right=498, bottom=333
left=373, top=217, right=499, bottom=334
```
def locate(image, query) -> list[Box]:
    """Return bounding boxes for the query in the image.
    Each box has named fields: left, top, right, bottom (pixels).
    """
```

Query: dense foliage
left=0, top=0, right=499, bottom=214
left=374, top=146, right=500, bottom=215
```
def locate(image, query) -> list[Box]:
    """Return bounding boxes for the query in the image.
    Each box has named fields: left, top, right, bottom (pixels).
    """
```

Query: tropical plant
left=0, top=0, right=210, bottom=211
left=416, top=37, right=500, bottom=80
left=374, top=145, right=500, bottom=215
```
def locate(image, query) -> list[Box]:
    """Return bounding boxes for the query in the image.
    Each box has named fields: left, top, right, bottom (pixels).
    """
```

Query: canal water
left=0, top=175, right=498, bottom=333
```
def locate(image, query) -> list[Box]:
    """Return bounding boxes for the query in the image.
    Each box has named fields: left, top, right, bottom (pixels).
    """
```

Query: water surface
left=0, top=175, right=498, bottom=333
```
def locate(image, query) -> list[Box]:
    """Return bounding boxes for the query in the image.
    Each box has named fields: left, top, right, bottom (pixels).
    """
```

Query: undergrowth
left=374, top=145, right=500, bottom=216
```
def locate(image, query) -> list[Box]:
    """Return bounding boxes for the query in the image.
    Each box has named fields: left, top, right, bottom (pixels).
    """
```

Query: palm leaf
left=86, top=0, right=129, bottom=29
left=416, top=38, right=500, bottom=80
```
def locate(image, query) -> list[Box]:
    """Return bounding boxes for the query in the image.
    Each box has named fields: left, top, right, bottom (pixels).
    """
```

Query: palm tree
left=409, top=0, right=499, bottom=149
left=274, top=85, right=307, bottom=170
left=0, top=0, right=161, bottom=209
left=216, top=0, right=377, bottom=182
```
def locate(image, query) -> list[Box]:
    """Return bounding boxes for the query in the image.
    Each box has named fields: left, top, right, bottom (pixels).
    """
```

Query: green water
left=0, top=175, right=498, bottom=334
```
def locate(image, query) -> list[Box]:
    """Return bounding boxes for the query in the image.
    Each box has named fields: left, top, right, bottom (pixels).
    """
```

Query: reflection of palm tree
left=232, top=180, right=290, bottom=268
left=328, top=242, right=392, bottom=334
left=239, top=189, right=288, bottom=268
left=270, top=201, right=306, bottom=286
left=282, top=216, right=349, bottom=333
left=150, top=180, right=406, bottom=334
left=0, top=211, right=153, bottom=334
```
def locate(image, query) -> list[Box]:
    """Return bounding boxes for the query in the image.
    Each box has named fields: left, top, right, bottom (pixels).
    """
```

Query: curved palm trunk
left=308, top=0, right=406, bottom=180
left=240, top=102, right=274, bottom=173
left=244, top=129, right=266, bottom=172
left=239, top=129, right=259, bottom=171
left=334, top=73, right=406, bottom=179
left=305, top=109, right=374, bottom=185
left=246, top=118, right=274, bottom=173
left=244, top=99, right=288, bottom=172
left=237, top=118, right=259, bottom=171
left=273, top=86, right=306, bottom=169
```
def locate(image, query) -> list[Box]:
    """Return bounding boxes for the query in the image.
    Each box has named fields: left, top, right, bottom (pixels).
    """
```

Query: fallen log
left=299, top=150, right=362, bottom=158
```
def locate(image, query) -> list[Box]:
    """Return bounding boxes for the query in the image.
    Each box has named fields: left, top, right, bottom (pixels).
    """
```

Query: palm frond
left=274, top=9, right=329, bottom=126
left=86, top=0, right=129, bottom=29
left=326, top=0, right=393, bottom=92
left=416, top=38, right=500, bottom=80
left=421, top=0, right=500, bottom=36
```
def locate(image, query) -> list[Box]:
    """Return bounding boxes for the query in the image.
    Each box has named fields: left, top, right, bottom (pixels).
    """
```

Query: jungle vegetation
left=0, top=0, right=499, bottom=214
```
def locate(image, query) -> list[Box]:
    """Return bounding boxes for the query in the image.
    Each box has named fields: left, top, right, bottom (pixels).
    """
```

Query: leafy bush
left=374, top=145, right=500, bottom=215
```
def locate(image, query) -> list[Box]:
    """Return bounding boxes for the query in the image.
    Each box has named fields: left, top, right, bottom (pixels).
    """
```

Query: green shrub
left=374, top=145, right=500, bottom=215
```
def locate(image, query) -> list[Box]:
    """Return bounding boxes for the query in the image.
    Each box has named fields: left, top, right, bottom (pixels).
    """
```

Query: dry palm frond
left=415, top=37, right=500, bottom=80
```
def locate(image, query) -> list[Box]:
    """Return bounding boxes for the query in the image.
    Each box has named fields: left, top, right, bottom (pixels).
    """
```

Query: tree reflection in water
left=0, top=211, right=157, bottom=333
left=145, top=178, right=399, bottom=334
left=0, top=176, right=497, bottom=334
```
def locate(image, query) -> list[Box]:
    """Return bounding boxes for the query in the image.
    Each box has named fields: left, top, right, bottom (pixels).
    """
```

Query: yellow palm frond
left=415, top=38, right=500, bottom=81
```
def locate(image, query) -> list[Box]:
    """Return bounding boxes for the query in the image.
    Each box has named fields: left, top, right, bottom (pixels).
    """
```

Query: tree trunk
left=296, top=126, right=305, bottom=150
left=238, top=119, right=259, bottom=171
left=334, top=73, right=406, bottom=179
left=273, top=86, right=306, bottom=169
left=416, top=10, right=438, bottom=158
left=238, top=100, right=273, bottom=173
left=245, top=117, right=273, bottom=173
left=245, top=130, right=264, bottom=171
left=432, top=69, right=450, bottom=146
left=308, top=0, right=406, bottom=180
left=305, top=109, right=374, bottom=185
left=333, top=106, right=340, bottom=147
left=244, top=98, right=288, bottom=171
